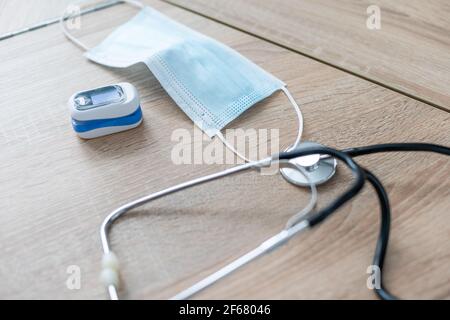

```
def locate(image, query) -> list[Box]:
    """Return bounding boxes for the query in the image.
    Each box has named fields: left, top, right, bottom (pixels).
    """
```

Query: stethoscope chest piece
left=280, top=141, right=337, bottom=187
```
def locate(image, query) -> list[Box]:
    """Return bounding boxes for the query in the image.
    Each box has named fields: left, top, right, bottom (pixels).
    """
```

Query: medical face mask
left=62, top=0, right=304, bottom=160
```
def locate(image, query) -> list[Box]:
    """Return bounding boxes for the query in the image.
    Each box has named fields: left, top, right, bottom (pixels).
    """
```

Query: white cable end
left=101, top=252, right=120, bottom=288
left=102, top=252, right=119, bottom=270
left=101, top=268, right=120, bottom=288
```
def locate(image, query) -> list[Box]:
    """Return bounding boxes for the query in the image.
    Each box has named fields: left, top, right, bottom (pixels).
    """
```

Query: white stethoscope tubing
left=101, top=157, right=314, bottom=300
left=171, top=220, right=309, bottom=300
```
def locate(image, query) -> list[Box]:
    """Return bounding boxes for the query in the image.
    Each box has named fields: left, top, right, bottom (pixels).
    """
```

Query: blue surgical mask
left=63, top=4, right=301, bottom=140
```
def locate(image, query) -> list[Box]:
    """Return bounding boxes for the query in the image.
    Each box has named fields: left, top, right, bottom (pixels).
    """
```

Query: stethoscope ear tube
left=341, top=143, right=450, bottom=300
left=363, top=168, right=397, bottom=300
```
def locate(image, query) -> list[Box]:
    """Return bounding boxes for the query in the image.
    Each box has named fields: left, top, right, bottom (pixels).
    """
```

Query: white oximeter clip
left=69, top=82, right=143, bottom=139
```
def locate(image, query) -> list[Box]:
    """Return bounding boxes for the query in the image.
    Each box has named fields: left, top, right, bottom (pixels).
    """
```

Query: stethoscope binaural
left=99, top=142, right=450, bottom=301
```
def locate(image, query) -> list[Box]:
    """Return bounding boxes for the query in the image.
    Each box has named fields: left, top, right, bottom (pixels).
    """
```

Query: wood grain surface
left=0, top=0, right=449, bottom=300
left=167, top=0, right=450, bottom=111
left=0, top=0, right=74, bottom=34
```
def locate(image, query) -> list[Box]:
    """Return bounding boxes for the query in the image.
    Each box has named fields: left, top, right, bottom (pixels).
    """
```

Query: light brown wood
left=0, top=0, right=449, bottom=300
left=0, top=0, right=74, bottom=35
left=168, top=0, right=450, bottom=111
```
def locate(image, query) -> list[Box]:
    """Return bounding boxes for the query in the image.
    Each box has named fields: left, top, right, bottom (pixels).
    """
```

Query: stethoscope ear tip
left=280, top=141, right=337, bottom=187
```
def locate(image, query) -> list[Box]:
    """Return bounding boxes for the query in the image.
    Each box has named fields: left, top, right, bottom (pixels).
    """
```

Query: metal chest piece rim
left=280, top=141, right=337, bottom=187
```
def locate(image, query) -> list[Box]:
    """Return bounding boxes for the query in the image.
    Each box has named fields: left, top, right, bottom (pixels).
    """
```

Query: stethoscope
left=57, top=0, right=449, bottom=301
left=99, top=141, right=450, bottom=300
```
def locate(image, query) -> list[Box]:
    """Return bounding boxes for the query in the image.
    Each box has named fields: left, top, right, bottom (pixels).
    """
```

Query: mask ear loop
left=216, top=86, right=303, bottom=162
left=60, top=0, right=144, bottom=51
left=216, top=86, right=316, bottom=227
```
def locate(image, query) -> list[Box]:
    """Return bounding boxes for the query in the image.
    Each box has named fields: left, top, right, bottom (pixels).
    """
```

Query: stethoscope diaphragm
left=280, top=141, right=337, bottom=187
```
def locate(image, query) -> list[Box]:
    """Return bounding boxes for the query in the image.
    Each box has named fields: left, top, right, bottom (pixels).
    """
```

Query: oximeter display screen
left=74, top=85, right=126, bottom=111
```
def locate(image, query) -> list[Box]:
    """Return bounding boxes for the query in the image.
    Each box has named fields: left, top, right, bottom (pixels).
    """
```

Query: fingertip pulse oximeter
left=69, top=83, right=143, bottom=139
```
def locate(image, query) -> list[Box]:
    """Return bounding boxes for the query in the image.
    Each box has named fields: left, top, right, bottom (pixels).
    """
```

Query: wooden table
left=0, top=0, right=449, bottom=300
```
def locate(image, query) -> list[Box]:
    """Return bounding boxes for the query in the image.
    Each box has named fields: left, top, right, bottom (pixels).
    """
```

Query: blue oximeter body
left=69, top=83, right=143, bottom=139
